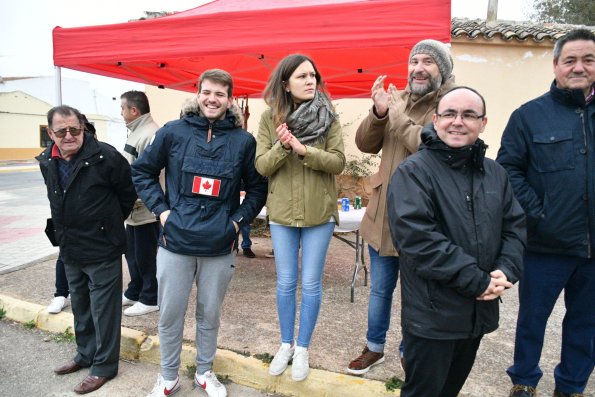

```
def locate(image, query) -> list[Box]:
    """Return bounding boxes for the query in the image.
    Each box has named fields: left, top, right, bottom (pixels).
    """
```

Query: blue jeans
left=507, top=252, right=595, bottom=394
left=367, top=246, right=400, bottom=354
left=240, top=223, right=252, bottom=250
left=270, top=222, right=335, bottom=348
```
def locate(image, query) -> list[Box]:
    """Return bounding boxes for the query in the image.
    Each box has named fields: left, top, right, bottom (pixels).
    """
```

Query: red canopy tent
left=52, top=0, right=450, bottom=98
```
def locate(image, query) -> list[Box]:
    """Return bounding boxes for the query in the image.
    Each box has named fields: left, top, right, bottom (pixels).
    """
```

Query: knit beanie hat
left=409, top=39, right=453, bottom=83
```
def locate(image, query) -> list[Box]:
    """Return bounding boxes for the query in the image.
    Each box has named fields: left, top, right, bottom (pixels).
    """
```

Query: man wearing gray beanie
left=347, top=38, right=455, bottom=376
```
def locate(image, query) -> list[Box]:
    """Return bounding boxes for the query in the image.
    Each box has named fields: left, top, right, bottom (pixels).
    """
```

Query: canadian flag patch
left=192, top=176, right=221, bottom=197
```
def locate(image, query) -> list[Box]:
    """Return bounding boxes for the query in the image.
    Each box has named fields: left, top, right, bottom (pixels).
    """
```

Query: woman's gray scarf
left=286, top=91, right=336, bottom=146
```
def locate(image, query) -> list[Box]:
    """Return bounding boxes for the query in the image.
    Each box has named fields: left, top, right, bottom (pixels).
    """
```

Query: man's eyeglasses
left=436, top=111, right=485, bottom=122
left=50, top=126, right=84, bottom=138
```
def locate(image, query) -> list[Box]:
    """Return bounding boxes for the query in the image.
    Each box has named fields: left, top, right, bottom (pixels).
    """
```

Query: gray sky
left=0, top=0, right=534, bottom=97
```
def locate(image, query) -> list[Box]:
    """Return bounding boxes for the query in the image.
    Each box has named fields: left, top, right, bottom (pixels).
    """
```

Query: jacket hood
left=180, top=96, right=245, bottom=128
left=420, top=124, right=487, bottom=171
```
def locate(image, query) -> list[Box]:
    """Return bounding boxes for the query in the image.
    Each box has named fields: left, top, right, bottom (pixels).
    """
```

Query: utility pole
left=487, top=0, right=498, bottom=23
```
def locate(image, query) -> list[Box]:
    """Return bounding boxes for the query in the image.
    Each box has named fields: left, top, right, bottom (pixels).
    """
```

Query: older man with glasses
left=37, top=105, right=137, bottom=395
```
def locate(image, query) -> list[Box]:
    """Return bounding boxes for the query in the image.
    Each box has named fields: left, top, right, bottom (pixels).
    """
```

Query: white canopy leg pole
left=54, top=66, right=62, bottom=105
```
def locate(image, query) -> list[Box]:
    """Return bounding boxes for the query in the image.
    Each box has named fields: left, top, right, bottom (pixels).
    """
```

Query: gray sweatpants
left=156, top=248, right=235, bottom=379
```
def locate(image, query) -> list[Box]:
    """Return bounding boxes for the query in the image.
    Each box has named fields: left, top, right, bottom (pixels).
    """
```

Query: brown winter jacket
left=355, top=76, right=456, bottom=256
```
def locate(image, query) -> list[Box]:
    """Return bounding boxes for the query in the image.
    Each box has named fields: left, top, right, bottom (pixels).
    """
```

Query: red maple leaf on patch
left=202, top=180, right=212, bottom=190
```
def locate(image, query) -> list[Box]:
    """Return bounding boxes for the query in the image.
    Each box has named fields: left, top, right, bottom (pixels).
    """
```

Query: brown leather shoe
left=74, top=375, right=112, bottom=394
left=54, top=361, right=83, bottom=375
left=243, top=248, right=256, bottom=258
left=346, top=346, right=385, bottom=375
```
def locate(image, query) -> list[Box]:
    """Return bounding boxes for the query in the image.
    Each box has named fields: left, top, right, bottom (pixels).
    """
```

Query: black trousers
left=54, top=254, right=69, bottom=297
left=124, top=222, right=159, bottom=305
left=401, top=330, right=483, bottom=397
left=64, top=256, right=122, bottom=378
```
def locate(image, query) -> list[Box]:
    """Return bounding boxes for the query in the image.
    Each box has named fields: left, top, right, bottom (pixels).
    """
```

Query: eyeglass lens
left=54, top=127, right=83, bottom=137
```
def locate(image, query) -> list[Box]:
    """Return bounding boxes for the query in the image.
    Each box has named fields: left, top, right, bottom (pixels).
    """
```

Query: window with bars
left=40, top=125, right=52, bottom=147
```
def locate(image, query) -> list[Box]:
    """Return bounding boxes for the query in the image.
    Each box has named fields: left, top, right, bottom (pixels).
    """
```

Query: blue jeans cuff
left=367, top=341, right=385, bottom=353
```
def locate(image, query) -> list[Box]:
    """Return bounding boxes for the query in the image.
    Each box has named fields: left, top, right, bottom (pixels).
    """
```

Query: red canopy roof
left=53, top=0, right=450, bottom=98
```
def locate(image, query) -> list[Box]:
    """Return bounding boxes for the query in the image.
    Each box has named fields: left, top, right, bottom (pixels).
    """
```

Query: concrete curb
left=0, top=252, right=59, bottom=276
left=0, top=166, right=38, bottom=173
left=0, top=294, right=399, bottom=396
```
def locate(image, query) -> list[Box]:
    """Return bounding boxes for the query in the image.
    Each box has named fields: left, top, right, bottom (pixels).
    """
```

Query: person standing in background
left=120, top=90, right=161, bottom=317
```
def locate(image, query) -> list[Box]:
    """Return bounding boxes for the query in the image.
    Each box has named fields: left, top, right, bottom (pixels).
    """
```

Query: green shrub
left=385, top=376, right=404, bottom=392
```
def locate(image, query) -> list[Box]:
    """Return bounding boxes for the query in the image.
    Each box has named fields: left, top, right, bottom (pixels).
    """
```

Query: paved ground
left=0, top=167, right=593, bottom=396
left=0, top=167, right=58, bottom=274
left=0, top=319, right=281, bottom=397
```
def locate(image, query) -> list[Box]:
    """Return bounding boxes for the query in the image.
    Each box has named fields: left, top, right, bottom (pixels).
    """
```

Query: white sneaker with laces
left=47, top=296, right=69, bottom=314
left=269, top=342, right=294, bottom=376
left=194, top=370, right=227, bottom=397
left=122, top=293, right=138, bottom=307
left=146, top=373, right=180, bottom=397
left=124, top=302, right=159, bottom=316
left=291, top=346, right=309, bottom=381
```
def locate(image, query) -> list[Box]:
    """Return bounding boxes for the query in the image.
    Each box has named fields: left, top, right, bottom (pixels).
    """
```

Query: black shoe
left=243, top=248, right=256, bottom=258
left=553, top=390, right=584, bottom=397
left=509, top=385, right=536, bottom=397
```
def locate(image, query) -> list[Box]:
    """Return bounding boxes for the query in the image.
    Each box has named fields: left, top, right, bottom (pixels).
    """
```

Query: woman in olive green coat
left=255, top=54, right=345, bottom=382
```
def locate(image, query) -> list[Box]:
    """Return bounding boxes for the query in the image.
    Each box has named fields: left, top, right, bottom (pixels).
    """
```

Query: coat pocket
left=364, top=171, right=383, bottom=222
left=180, top=157, right=234, bottom=200
left=531, top=131, right=575, bottom=172
left=166, top=199, right=235, bottom=252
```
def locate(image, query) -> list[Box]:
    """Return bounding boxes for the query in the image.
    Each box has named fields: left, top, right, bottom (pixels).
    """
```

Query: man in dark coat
left=497, top=28, right=595, bottom=397
left=37, top=105, right=136, bottom=395
left=387, top=87, right=526, bottom=397
left=133, top=69, right=267, bottom=397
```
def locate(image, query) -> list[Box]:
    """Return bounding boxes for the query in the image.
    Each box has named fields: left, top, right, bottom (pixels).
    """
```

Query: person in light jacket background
left=120, top=90, right=161, bottom=317
left=255, top=53, right=345, bottom=382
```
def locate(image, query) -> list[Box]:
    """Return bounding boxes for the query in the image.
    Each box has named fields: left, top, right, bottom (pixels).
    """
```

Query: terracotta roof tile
left=451, top=18, right=595, bottom=43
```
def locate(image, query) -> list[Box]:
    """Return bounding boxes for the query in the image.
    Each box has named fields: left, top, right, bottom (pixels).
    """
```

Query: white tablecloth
left=334, top=207, right=366, bottom=233
left=255, top=205, right=365, bottom=233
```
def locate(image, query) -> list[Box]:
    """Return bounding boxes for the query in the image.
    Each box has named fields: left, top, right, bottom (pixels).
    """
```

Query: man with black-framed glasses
left=37, top=105, right=137, bottom=395
left=387, top=87, right=526, bottom=396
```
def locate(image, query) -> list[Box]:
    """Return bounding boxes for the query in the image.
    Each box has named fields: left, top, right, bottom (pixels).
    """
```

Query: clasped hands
left=476, top=270, right=513, bottom=301
left=276, top=123, right=307, bottom=156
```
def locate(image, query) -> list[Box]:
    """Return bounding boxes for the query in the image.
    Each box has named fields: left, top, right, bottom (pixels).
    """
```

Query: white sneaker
left=124, top=302, right=159, bottom=316
left=47, top=296, right=69, bottom=314
left=291, top=346, right=309, bottom=381
left=122, top=293, right=138, bottom=307
left=146, top=373, right=180, bottom=397
left=269, top=342, right=294, bottom=376
left=194, top=370, right=227, bottom=397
